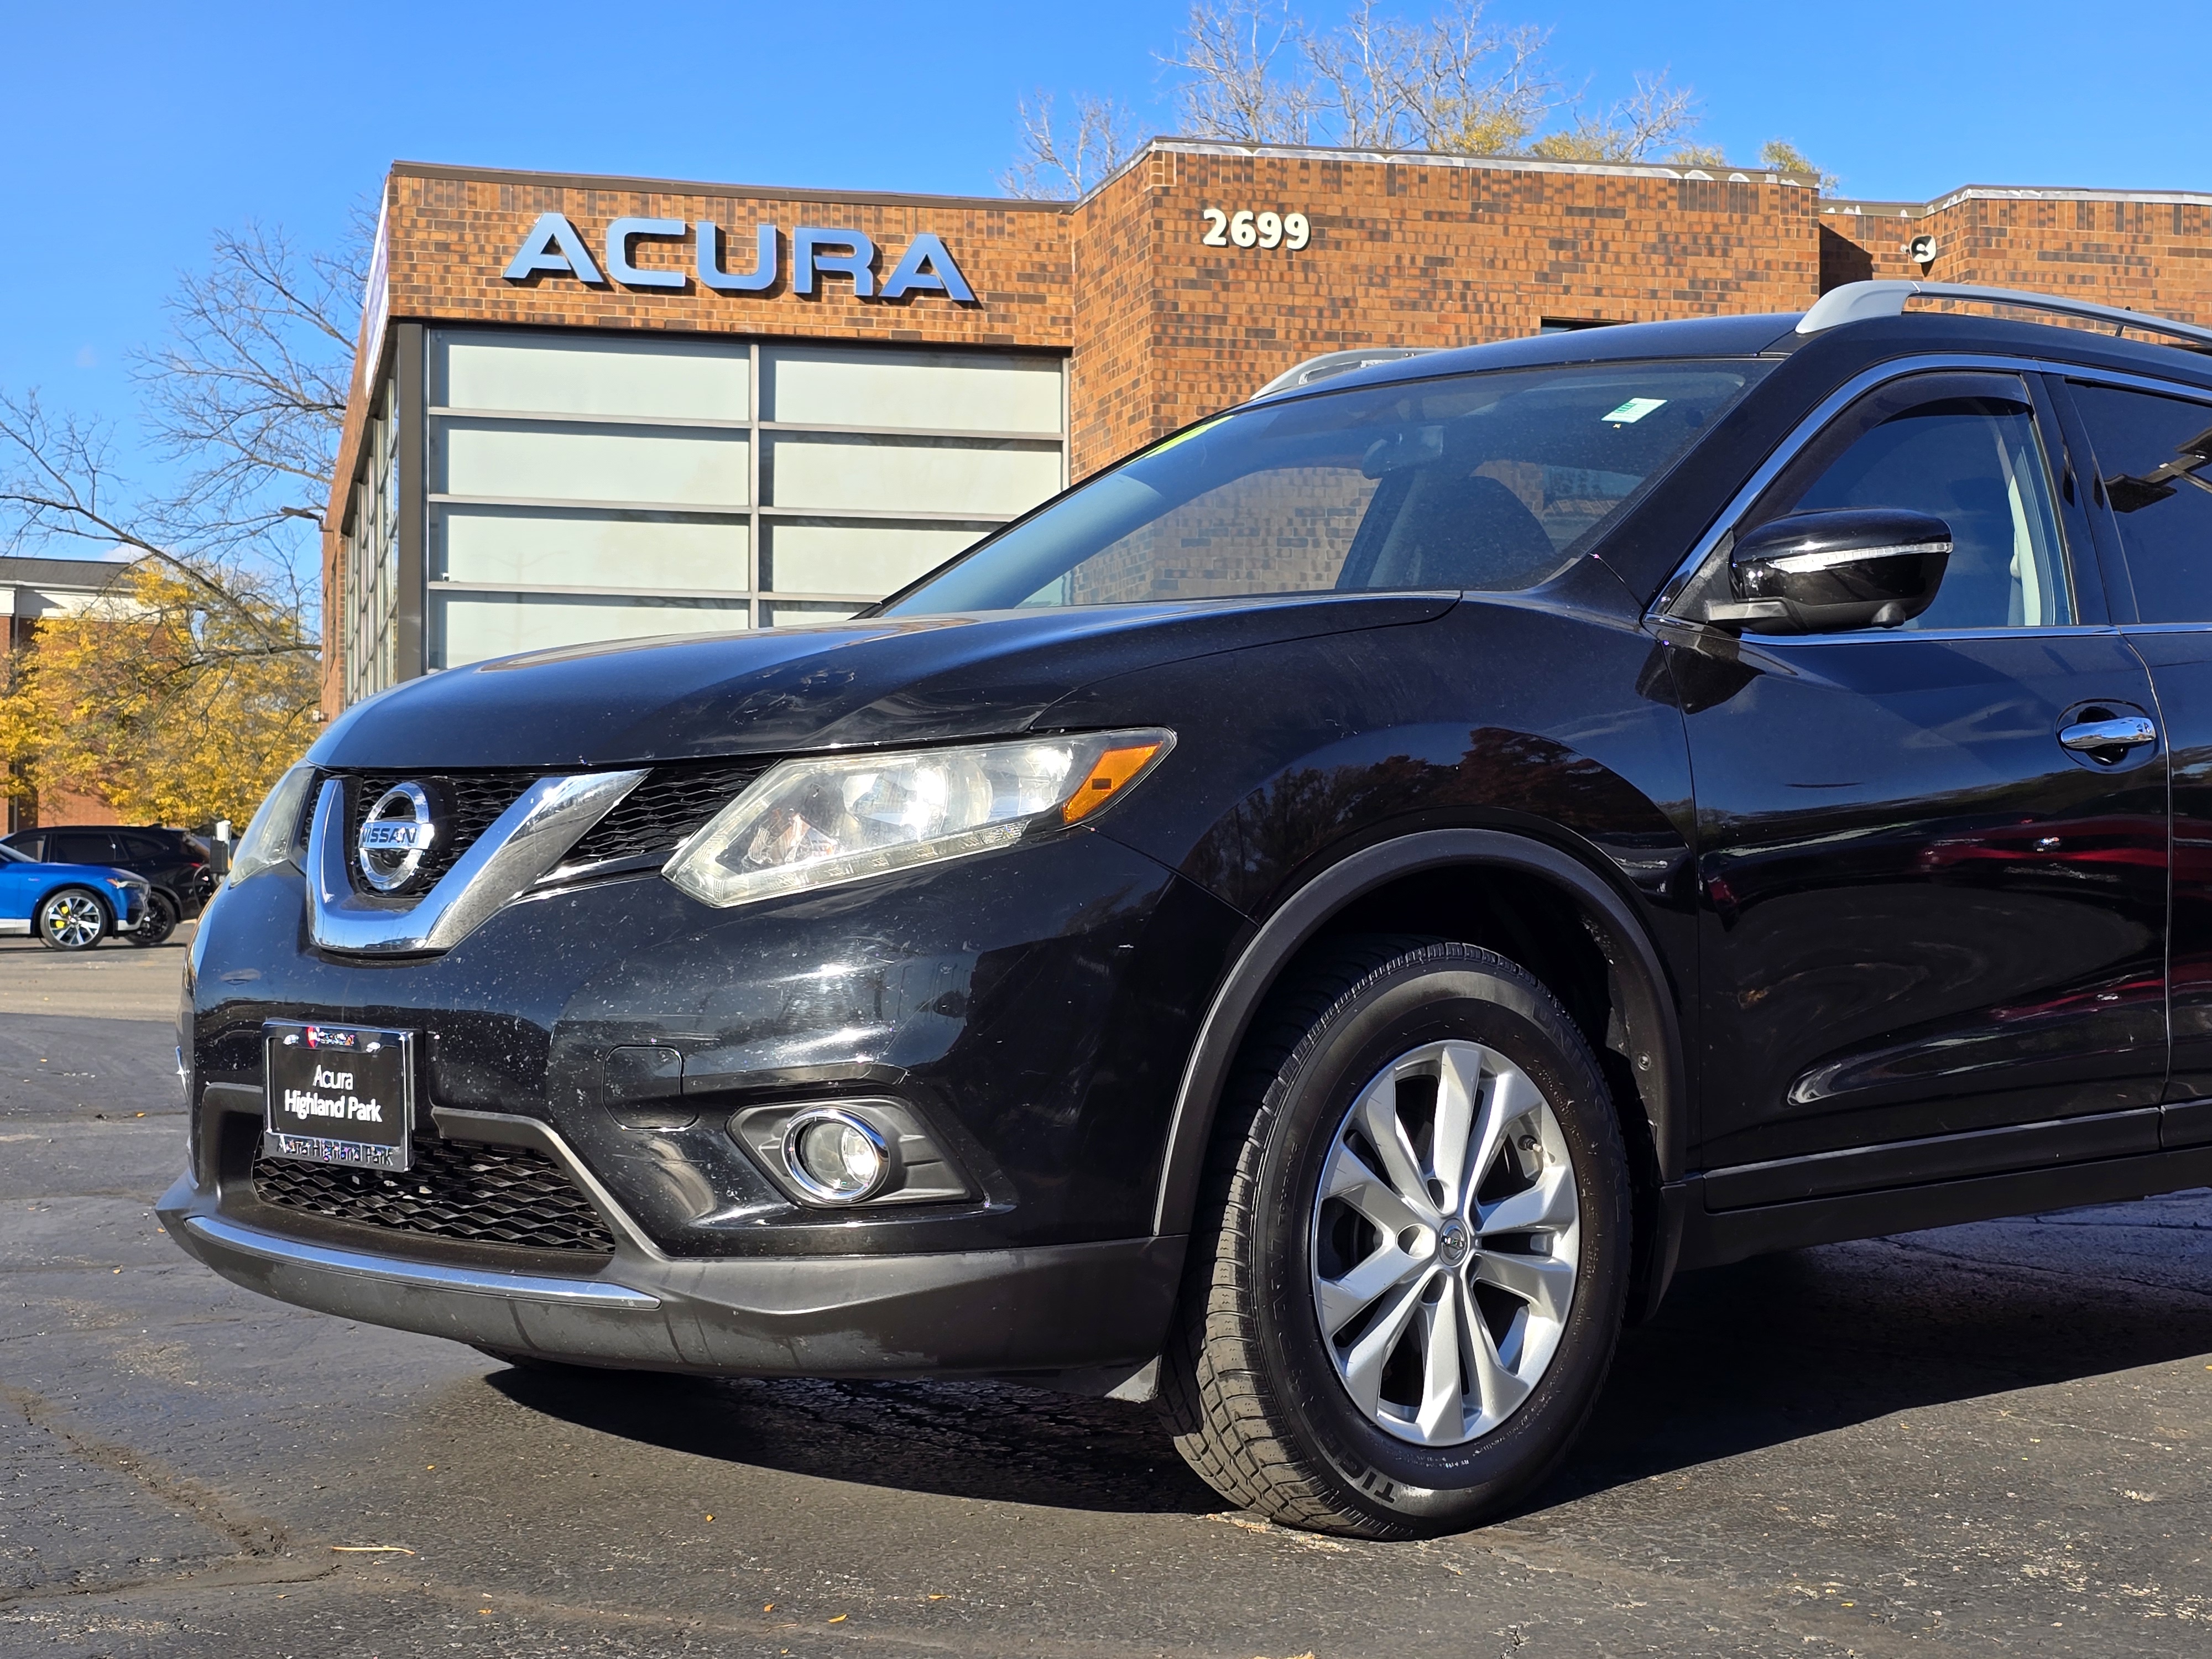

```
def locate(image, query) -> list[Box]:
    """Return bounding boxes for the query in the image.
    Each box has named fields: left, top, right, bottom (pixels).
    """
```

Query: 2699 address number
left=1200, top=208, right=1311, bottom=251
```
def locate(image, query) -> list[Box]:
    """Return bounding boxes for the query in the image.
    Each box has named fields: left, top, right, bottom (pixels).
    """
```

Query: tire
left=36, top=887, right=111, bottom=952
left=127, top=891, right=179, bottom=947
left=1160, top=936, right=1632, bottom=1538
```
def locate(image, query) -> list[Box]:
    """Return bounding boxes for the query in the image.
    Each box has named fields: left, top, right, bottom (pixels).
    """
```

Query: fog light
left=781, top=1108, right=895, bottom=1203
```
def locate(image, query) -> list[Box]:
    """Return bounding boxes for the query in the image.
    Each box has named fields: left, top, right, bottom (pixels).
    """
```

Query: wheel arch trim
left=1150, top=829, right=1687, bottom=1238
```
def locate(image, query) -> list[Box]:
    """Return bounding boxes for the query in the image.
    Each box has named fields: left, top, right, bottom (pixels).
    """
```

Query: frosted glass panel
left=764, top=520, right=985, bottom=593
left=765, top=348, right=1061, bottom=433
left=434, top=508, right=747, bottom=590
left=436, top=332, right=748, bottom=422
left=764, top=602, right=866, bottom=627
left=434, top=592, right=749, bottom=667
left=766, top=434, right=1059, bottom=515
left=438, top=420, right=748, bottom=507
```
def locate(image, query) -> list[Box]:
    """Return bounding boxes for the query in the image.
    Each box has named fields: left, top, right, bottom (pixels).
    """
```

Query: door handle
left=2059, top=715, right=2156, bottom=752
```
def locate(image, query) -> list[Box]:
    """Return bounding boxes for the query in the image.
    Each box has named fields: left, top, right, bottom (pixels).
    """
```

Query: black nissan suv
left=163, top=281, right=2212, bottom=1537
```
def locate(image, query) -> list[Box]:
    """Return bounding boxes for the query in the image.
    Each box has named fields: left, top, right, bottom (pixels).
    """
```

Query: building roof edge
left=387, top=160, right=1073, bottom=215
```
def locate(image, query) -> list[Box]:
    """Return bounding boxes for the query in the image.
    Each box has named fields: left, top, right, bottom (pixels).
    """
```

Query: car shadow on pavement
left=485, top=1366, right=1225, bottom=1515
left=486, top=1199, right=2212, bottom=1521
left=1530, top=1204, right=2212, bottom=1512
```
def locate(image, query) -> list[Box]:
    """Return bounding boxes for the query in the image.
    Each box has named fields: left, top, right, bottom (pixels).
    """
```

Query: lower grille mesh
left=252, top=1134, right=616, bottom=1255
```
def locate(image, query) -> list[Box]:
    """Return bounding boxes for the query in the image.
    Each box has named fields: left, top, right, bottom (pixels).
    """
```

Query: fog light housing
left=782, top=1108, right=895, bottom=1203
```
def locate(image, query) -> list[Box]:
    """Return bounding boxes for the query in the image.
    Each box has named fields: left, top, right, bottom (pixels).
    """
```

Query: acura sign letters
left=503, top=212, right=977, bottom=304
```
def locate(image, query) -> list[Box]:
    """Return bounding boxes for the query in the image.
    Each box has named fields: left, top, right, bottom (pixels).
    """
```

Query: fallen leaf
left=828, top=1613, right=848, bottom=1624
left=331, top=1545, right=417, bottom=1554
left=764, top=1604, right=774, bottom=1613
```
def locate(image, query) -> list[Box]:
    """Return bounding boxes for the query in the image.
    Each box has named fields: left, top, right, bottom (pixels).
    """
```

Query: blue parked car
left=0, top=841, right=148, bottom=951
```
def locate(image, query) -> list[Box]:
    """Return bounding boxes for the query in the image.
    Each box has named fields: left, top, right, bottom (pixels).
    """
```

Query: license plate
left=263, top=1022, right=415, bottom=1171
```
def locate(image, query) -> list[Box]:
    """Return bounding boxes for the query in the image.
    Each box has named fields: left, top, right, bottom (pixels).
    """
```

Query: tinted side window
left=1758, top=385, right=2072, bottom=630
left=2070, top=383, right=2212, bottom=623
left=51, top=831, right=117, bottom=864
left=116, top=832, right=168, bottom=860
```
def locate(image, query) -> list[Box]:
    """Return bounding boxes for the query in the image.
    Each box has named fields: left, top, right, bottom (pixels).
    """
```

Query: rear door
left=2061, top=374, right=2212, bottom=1149
left=49, top=830, right=120, bottom=868
left=1677, top=369, right=2169, bottom=1183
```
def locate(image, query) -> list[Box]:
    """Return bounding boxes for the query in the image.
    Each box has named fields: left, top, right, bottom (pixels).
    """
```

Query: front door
left=1675, top=370, right=2168, bottom=1173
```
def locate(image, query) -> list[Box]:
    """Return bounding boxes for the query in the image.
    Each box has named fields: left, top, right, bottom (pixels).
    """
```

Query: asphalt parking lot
left=3, top=930, right=2210, bottom=1657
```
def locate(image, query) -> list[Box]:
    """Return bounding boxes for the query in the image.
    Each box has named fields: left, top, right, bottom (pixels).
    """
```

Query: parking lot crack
left=1, top=1381, right=290, bottom=1563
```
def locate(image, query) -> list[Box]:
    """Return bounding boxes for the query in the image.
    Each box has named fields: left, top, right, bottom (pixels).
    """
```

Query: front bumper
left=159, top=1160, right=1181, bottom=1384
left=169, top=827, right=1237, bottom=1378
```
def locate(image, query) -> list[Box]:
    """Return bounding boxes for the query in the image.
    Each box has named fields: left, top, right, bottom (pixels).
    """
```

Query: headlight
left=229, top=763, right=317, bottom=886
left=664, top=729, right=1173, bottom=910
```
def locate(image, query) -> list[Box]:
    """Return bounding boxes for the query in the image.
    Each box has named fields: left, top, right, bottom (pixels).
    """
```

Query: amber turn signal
left=1062, top=742, right=1165, bottom=823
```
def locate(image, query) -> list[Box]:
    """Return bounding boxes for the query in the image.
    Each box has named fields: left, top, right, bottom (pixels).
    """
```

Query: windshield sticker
left=1601, top=398, right=1667, bottom=425
left=1146, top=416, right=1232, bottom=457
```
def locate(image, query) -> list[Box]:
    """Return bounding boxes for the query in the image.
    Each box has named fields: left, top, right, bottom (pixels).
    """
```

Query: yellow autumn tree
left=0, top=559, right=319, bottom=827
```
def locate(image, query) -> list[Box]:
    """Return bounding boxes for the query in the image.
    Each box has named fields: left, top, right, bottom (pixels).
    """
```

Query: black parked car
left=4, top=825, right=216, bottom=945
left=162, top=280, right=2212, bottom=1537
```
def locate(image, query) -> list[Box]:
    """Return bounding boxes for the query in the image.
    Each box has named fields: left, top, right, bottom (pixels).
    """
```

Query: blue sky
left=3, top=0, right=2208, bottom=498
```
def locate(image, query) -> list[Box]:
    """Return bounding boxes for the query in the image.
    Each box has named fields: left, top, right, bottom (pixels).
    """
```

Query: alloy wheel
left=41, top=891, right=106, bottom=949
left=1309, top=1038, right=1580, bottom=1447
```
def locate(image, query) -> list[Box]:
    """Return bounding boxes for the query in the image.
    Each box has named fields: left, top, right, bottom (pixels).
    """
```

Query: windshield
left=884, top=359, right=1771, bottom=614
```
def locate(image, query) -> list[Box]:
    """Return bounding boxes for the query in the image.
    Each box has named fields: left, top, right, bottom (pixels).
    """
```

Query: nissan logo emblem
left=357, top=781, right=439, bottom=893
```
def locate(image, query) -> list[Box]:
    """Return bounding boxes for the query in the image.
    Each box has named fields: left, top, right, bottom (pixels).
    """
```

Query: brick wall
left=1066, top=146, right=1823, bottom=473
left=1819, top=190, right=2212, bottom=324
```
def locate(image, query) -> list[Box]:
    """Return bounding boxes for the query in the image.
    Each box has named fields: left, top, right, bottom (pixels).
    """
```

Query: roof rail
left=1797, top=280, right=2212, bottom=347
left=1254, top=347, right=1436, bottom=399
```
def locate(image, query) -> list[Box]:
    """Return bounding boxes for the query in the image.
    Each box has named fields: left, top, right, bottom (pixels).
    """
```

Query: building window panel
left=431, top=591, right=751, bottom=668
left=434, top=505, right=748, bottom=591
left=435, top=331, right=749, bottom=423
left=435, top=419, right=750, bottom=509
left=761, top=518, right=988, bottom=596
left=763, top=602, right=866, bottom=627
left=765, top=433, right=1061, bottom=517
left=763, top=346, right=1062, bottom=434
left=353, top=330, right=1066, bottom=698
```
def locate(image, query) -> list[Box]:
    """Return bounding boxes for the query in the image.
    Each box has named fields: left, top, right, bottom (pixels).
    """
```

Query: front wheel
left=127, top=891, right=179, bottom=946
left=1160, top=937, right=1632, bottom=1538
left=36, top=888, right=111, bottom=952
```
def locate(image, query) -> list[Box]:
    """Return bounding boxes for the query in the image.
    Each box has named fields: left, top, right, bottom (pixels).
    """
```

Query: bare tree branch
left=1000, top=91, right=1144, bottom=198
left=128, top=208, right=371, bottom=546
left=1366, top=3, right=1553, bottom=154
left=1529, top=69, right=1701, bottom=163
left=1160, top=0, right=1324, bottom=145
left=0, top=390, right=312, bottom=657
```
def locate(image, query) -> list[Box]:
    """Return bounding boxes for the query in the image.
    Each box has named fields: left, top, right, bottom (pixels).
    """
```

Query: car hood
left=311, top=594, right=1454, bottom=769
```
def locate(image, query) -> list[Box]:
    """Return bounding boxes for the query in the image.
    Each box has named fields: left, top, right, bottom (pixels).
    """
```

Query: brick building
left=323, top=140, right=2212, bottom=714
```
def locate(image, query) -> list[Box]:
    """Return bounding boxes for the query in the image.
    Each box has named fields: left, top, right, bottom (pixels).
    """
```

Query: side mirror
left=1707, top=509, right=1953, bottom=635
